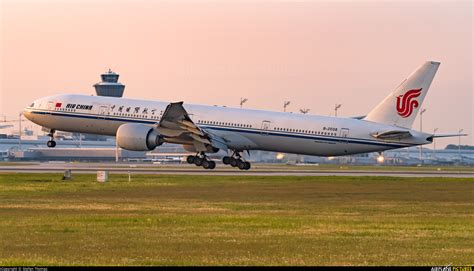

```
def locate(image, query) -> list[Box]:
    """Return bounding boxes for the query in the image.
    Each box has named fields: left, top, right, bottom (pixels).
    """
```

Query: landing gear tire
left=201, top=160, right=210, bottom=169
left=186, top=155, right=195, bottom=164
left=191, top=152, right=217, bottom=169
left=194, top=157, right=203, bottom=166
left=200, top=159, right=216, bottom=169
left=46, top=129, right=56, bottom=148
left=237, top=160, right=246, bottom=170
left=229, top=157, right=238, bottom=167
left=225, top=151, right=251, bottom=170
left=47, top=140, right=56, bottom=148
left=222, top=156, right=231, bottom=165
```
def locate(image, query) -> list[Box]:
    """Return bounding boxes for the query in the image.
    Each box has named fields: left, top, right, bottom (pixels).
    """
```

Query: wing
left=159, top=102, right=203, bottom=135
left=157, top=102, right=228, bottom=152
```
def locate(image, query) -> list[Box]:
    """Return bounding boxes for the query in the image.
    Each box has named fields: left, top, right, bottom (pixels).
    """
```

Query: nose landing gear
left=46, top=129, right=56, bottom=148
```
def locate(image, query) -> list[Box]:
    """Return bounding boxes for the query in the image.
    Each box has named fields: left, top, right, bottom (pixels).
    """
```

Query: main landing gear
left=186, top=151, right=251, bottom=170
left=46, top=129, right=56, bottom=148
left=186, top=153, right=216, bottom=169
left=222, top=152, right=251, bottom=170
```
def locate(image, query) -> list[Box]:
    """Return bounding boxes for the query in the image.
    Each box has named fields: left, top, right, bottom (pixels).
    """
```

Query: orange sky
left=1, top=0, right=472, bottom=147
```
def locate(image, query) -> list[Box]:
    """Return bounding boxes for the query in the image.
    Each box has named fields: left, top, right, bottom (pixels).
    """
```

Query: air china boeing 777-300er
left=23, top=61, right=465, bottom=170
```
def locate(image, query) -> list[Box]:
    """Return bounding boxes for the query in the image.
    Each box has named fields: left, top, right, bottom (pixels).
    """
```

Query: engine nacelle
left=116, top=123, right=164, bottom=151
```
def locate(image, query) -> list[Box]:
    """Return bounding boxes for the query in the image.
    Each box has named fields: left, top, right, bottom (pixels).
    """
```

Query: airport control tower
left=93, top=69, right=125, bottom=97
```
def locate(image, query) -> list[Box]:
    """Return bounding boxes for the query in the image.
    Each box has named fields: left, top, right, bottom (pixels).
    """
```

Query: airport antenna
left=334, top=104, right=342, bottom=117
left=240, top=98, right=248, bottom=108
left=283, top=101, right=291, bottom=112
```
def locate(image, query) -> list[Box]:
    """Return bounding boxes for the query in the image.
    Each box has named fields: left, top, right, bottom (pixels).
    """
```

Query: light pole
left=433, top=128, right=438, bottom=159
left=18, top=112, right=22, bottom=149
left=240, top=98, right=248, bottom=108
left=300, top=108, right=310, bottom=114
left=116, top=139, right=119, bottom=163
left=458, top=129, right=463, bottom=162
left=334, top=104, right=342, bottom=117
left=419, top=108, right=426, bottom=163
left=283, top=101, right=291, bottom=112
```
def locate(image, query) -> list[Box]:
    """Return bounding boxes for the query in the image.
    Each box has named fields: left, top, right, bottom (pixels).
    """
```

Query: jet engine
left=116, top=123, right=164, bottom=151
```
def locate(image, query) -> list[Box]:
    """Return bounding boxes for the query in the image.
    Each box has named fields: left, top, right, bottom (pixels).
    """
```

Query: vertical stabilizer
left=364, top=61, right=440, bottom=128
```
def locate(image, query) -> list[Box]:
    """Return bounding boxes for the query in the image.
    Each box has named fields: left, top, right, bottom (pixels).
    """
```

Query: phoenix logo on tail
left=396, top=88, right=422, bottom=118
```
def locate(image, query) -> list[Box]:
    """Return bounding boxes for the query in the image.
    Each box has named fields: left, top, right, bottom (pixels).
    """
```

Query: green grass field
left=0, top=173, right=473, bottom=266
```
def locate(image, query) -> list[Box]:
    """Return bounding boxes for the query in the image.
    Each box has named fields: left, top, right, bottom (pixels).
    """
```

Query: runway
left=1, top=163, right=473, bottom=178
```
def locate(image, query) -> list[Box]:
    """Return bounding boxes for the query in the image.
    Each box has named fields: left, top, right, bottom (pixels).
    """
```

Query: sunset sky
left=1, top=0, right=472, bottom=147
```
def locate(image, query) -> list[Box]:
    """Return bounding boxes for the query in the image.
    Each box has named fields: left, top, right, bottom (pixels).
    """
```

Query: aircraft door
left=339, top=128, right=349, bottom=143
left=96, top=105, right=111, bottom=132
left=47, top=102, right=55, bottom=113
left=261, top=120, right=271, bottom=135
left=98, top=106, right=109, bottom=119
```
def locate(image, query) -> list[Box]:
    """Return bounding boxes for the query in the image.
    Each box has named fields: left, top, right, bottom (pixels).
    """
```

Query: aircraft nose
left=23, top=108, right=33, bottom=121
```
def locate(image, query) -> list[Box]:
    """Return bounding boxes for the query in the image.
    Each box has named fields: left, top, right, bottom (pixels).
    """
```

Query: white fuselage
left=23, top=94, right=431, bottom=156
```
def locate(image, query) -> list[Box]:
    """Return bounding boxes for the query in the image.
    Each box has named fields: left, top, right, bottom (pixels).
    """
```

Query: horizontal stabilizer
left=372, top=130, right=412, bottom=140
left=350, top=115, right=366, bottom=120
left=431, top=133, right=468, bottom=138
